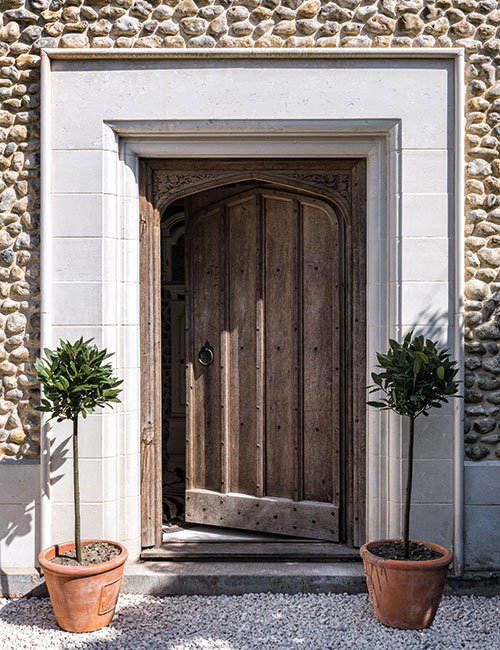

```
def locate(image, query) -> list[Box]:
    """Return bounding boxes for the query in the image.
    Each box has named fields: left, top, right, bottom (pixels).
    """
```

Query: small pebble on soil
left=0, top=593, right=499, bottom=649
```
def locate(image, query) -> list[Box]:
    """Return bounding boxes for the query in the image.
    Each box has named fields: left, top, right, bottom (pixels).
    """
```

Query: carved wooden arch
left=151, top=158, right=353, bottom=218
left=139, top=158, right=366, bottom=551
left=154, top=170, right=351, bottom=220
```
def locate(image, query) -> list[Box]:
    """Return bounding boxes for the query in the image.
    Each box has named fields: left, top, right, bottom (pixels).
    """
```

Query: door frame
left=139, top=158, right=366, bottom=551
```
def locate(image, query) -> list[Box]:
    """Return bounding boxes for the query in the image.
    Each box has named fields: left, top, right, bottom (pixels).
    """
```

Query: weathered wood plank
left=149, top=159, right=357, bottom=172
left=302, top=199, right=341, bottom=509
left=142, top=541, right=361, bottom=561
left=187, top=204, right=224, bottom=494
left=185, top=489, right=340, bottom=541
left=349, top=159, right=367, bottom=548
left=227, top=193, right=260, bottom=495
left=139, top=159, right=163, bottom=548
left=264, top=194, right=297, bottom=500
left=256, top=194, right=265, bottom=499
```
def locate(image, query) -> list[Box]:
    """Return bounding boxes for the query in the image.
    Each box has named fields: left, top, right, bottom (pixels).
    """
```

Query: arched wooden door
left=185, top=187, right=344, bottom=541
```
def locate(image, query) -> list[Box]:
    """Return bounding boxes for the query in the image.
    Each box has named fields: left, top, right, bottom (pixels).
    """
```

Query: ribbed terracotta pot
left=38, top=539, right=128, bottom=633
left=360, top=539, right=453, bottom=630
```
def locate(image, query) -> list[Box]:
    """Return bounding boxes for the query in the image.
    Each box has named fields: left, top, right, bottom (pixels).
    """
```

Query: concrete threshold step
left=122, top=561, right=367, bottom=596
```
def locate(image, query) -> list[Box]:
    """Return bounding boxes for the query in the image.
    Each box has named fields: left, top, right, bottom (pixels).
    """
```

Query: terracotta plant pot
left=38, top=539, right=128, bottom=633
left=360, top=539, right=453, bottom=630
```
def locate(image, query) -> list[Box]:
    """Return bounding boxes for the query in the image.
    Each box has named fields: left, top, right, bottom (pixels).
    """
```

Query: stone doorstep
left=122, top=561, right=368, bottom=596
left=1, top=563, right=499, bottom=598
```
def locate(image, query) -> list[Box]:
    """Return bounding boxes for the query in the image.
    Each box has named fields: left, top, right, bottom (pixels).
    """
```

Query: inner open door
left=185, top=186, right=343, bottom=541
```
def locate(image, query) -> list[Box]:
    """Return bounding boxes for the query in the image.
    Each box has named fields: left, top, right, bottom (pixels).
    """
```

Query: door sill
left=142, top=541, right=360, bottom=561
left=148, top=523, right=359, bottom=561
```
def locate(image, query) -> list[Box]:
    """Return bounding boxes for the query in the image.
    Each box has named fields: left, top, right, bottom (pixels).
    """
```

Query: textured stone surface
left=0, top=2, right=498, bottom=460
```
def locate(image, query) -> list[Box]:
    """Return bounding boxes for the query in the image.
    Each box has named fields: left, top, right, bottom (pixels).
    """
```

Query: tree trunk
left=73, top=417, right=82, bottom=564
left=403, top=415, right=415, bottom=560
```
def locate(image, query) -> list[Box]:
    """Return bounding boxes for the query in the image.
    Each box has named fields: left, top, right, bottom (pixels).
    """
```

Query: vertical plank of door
left=295, top=197, right=304, bottom=503
left=139, top=160, right=162, bottom=548
left=256, top=194, right=265, bottom=498
left=221, top=204, right=230, bottom=496
left=302, top=201, right=341, bottom=513
left=188, top=206, right=223, bottom=494
left=227, top=194, right=259, bottom=495
left=264, top=194, right=296, bottom=499
left=185, top=198, right=194, bottom=496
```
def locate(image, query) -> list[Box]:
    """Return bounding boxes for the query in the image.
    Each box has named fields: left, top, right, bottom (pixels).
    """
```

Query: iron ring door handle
left=198, top=341, right=214, bottom=366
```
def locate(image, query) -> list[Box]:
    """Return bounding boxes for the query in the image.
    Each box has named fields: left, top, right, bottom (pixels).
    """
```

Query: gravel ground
left=0, top=593, right=499, bottom=650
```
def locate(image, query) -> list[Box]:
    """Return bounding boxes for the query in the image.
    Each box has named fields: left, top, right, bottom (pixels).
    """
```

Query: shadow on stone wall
left=0, top=435, right=68, bottom=595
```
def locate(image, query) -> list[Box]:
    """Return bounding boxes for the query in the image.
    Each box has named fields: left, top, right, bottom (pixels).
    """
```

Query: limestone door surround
left=34, top=49, right=465, bottom=571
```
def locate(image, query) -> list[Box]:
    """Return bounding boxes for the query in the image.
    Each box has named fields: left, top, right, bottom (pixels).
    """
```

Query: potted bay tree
left=361, top=331, right=459, bottom=629
left=36, top=338, right=126, bottom=633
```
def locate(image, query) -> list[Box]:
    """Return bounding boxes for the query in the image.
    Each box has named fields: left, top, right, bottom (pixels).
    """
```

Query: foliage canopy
left=35, top=338, right=122, bottom=422
left=368, top=331, right=460, bottom=419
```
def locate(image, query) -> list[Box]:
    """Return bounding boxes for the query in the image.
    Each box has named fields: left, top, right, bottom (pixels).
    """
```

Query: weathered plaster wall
left=0, top=0, right=499, bottom=462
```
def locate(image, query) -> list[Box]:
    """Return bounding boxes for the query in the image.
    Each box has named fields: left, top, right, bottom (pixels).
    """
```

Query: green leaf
left=417, top=351, right=429, bottom=364
left=367, top=401, right=388, bottom=409
left=437, top=366, right=445, bottom=380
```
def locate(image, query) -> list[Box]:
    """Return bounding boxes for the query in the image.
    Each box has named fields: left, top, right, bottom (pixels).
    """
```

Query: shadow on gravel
left=0, top=596, right=60, bottom=632
left=0, top=595, right=374, bottom=650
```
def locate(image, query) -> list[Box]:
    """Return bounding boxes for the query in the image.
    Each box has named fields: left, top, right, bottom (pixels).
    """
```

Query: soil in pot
left=369, top=540, right=444, bottom=561
left=50, top=541, right=121, bottom=567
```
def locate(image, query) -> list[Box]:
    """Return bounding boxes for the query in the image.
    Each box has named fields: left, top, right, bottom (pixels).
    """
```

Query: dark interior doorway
left=161, top=198, right=186, bottom=530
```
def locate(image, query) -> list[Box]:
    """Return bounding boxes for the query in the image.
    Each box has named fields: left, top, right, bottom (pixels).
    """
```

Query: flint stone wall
left=0, top=0, right=499, bottom=460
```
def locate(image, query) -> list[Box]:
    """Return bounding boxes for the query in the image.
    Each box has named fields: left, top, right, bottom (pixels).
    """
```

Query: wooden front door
left=140, top=158, right=366, bottom=551
left=185, top=187, right=343, bottom=541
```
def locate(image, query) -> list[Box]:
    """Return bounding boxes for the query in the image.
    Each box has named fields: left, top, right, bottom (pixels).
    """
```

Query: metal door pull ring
left=198, top=341, right=214, bottom=366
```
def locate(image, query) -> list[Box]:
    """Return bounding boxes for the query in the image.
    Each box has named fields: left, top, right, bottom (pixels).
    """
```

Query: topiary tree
left=35, top=338, right=122, bottom=563
left=368, top=331, right=460, bottom=559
